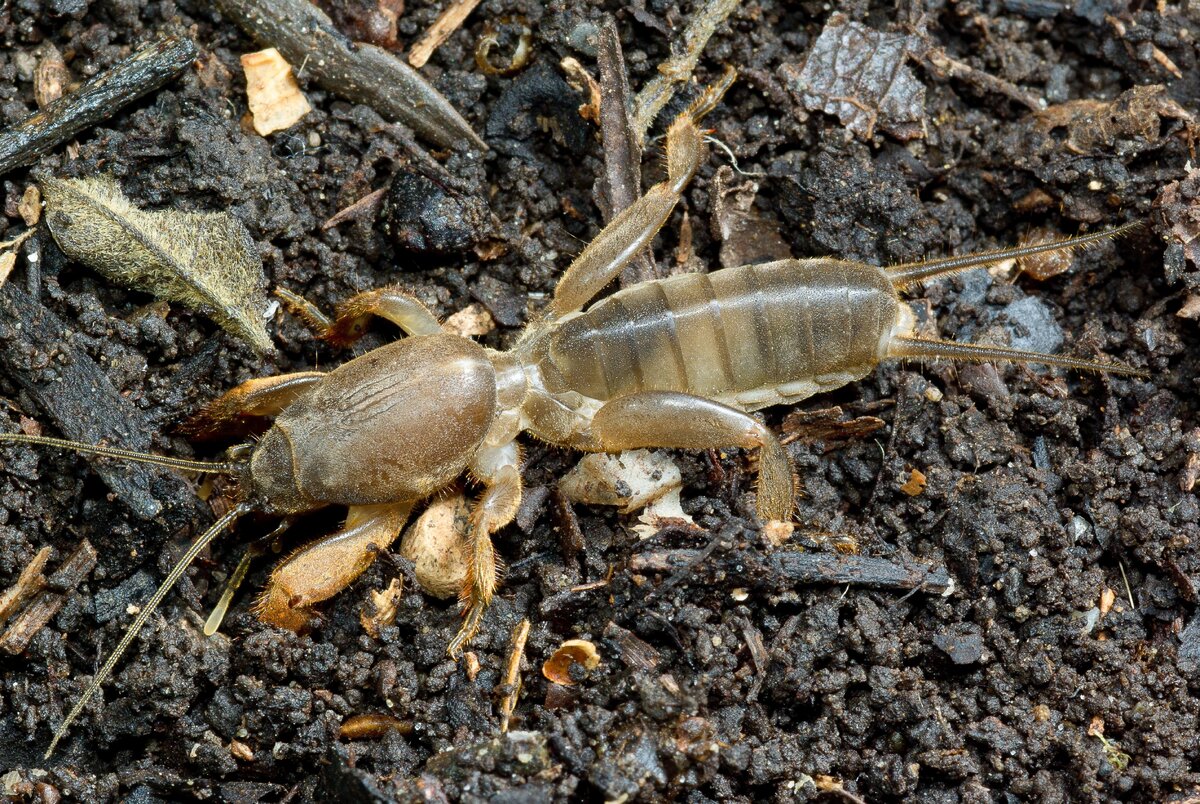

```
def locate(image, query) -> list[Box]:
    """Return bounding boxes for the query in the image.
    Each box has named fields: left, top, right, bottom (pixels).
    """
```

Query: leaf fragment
left=782, top=13, right=927, bottom=141
left=39, top=175, right=273, bottom=352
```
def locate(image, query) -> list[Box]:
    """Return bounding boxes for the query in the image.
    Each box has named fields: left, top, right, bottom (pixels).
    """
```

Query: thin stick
left=46, top=504, right=251, bottom=758
left=595, top=17, right=656, bottom=287
left=499, top=618, right=530, bottom=732
left=632, top=0, right=741, bottom=143
left=407, top=0, right=483, bottom=70
left=0, top=36, right=198, bottom=177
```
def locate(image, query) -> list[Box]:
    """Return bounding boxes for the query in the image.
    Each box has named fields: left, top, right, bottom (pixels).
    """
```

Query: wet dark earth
left=1, top=0, right=1200, bottom=801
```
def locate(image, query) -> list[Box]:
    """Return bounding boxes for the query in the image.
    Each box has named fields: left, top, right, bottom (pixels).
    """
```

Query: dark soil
left=1, top=0, right=1199, bottom=801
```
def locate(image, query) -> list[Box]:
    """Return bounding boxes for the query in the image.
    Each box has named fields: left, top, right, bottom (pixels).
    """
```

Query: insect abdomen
left=544, top=259, right=899, bottom=408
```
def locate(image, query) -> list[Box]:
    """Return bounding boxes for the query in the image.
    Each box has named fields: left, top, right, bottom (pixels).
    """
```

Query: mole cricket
left=3, top=74, right=1144, bottom=757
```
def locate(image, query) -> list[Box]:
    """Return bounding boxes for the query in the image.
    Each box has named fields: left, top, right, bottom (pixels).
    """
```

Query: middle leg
left=447, top=441, right=523, bottom=657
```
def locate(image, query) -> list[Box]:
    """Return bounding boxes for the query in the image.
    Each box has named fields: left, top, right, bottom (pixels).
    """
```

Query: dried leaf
left=40, top=175, right=272, bottom=352
left=782, top=13, right=926, bottom=141
left=1034, top=85, right=1191, bottom=155
left=1157, top=169, right=1200, bottom=274
left=0, top=228, right=34, bottom=290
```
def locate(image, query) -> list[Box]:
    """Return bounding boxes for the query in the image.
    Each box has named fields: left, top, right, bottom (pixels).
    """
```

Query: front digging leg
left=256, top=501, right=413, bottom=631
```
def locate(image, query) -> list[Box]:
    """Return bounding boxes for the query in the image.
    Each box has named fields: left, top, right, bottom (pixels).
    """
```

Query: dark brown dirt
left=1, top=1, right=1198, bottom=802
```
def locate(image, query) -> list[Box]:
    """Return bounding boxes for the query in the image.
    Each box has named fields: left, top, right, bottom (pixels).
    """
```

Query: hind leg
left=256, top=501, right=413, bottom=631
left=583, top=391, right=795, bottom=522
left=548, top=71, right=735, bottom=318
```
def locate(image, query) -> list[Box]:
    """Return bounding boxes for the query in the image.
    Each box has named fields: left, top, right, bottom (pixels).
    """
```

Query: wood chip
left=0, top=539, right=97, bottom=655
left=407, top=0, right=482, bottom=69
left=240, top=47, right=312, bottom=136
left=442, top=303, right=495, bottom=337
left=0, top=546, right=51, bottom=629
left=900, top=468, right=927, bottom=496
left=1099, top=587, right=1116, bottom=616
left=338, top=713, right=414, bottom=739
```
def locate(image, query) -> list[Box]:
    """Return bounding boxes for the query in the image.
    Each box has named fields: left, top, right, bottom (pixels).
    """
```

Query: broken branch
left=0, top=35, right=198, bottom=177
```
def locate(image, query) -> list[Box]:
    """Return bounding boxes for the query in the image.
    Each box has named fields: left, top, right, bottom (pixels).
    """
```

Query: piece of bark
left=0, top=36, right=198, bottom=177
left=0, top=546, right=51, bottom=629
left=214, top=0, right=484, bottom=150
left=0, top=283, right=203, bottom=524
left=0, top=540, right=96, bottom=655
left=603, top=620, right=661, bottom=671
left=629, top=547, right=953, bottom=594
left=594, top=17, right=656, bottom=286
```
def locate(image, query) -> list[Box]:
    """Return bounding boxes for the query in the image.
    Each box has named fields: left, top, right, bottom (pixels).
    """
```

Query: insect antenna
left=888, top=336, right=1147, bottom=377
left=885, top=220, right=1143, bottom=289
left=0, top=433, right=245, bottom=473
left=45, top=502, right=254, bottom=758
left=0, top=433, right=252, bottom=757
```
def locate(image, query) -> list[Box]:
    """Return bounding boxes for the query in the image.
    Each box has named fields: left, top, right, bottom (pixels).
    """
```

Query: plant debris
left=239, top=48, right=311, bottom=136
left=631, top=0, right=740, bottom=142
left=0, top=36, right=198, bottom=177
left=782, top=13, right=927, bottom=141
left=542, top=639, right=600, bottom=685
left=899, top=467, right=927, bottom=496
left=1033, top=84, right=1191, bottom=155
left=558, top=450, right=694, bottom=536
left=214, top=0, right=484, bottom=150
left=407, top=0, right=483, bottom=70
left=40, top=175, right=273, bottom=352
